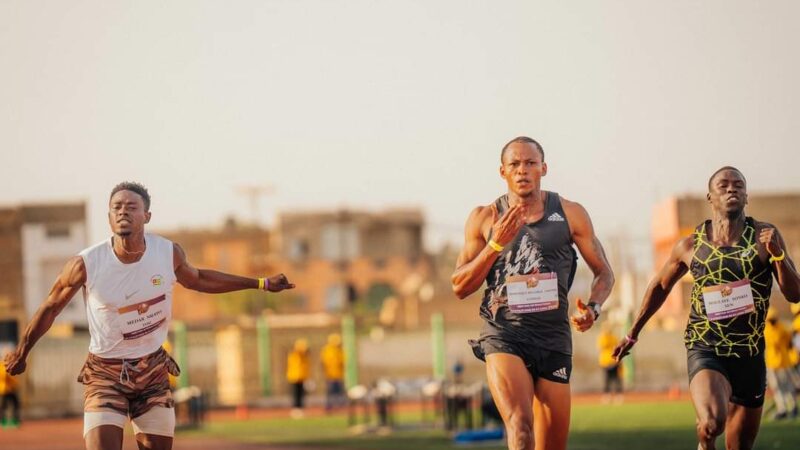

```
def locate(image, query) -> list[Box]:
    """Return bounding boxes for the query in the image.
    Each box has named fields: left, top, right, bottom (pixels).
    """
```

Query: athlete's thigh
left=135, top=433, right=173, bottom=450
left=132, top=406, right=175, bottom=450
left=532, top=378, right=570, bottom=450
left=485, top=353, right=535, bottom=423
left=725, top=403, right=761, bottom=450
left=689, top=369, right=731, bottom=425
left=85, top=424, right=124, bottom=450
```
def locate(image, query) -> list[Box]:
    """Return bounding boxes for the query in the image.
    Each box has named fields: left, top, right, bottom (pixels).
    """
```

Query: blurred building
left=0, top=202, right=88, bottom=340
left=160, top=218, right=274, bottom=325
left=274, top=209, right=427, bottom=325
left=160, top=209, right=482, bottom=329
left=651, top=193, right=800, bottom=329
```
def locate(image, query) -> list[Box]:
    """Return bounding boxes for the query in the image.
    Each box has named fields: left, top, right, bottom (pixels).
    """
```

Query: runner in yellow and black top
left=613, top=167, right=800, bottom=450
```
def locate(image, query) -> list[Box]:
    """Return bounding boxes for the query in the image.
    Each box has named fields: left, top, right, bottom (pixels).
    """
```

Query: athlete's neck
left=112, top=234, right=146, bottom=263
left=507, top=189, right=545, bottom=208
left=709, top=211, right=746, bottom=246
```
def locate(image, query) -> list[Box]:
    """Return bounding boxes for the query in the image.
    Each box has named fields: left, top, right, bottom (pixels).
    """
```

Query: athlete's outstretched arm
left=613, top=237, right=692, bottom=361
left=563, top=200, right=615, bottom=331
left=173, top=243, right=295, bottom=294
left=451, top=204, right=525, bottom=299
left=758, top=224, right=800, bottom=302
left=4, top=256, right=86, bottom=375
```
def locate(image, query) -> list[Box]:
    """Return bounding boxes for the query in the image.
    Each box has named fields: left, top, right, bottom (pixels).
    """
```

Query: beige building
left=651, top=193, right=800, bottom=329
left=0, top=202, right=88, bottom=340
left=160, top=208, right=482, bottom=330
left=160, top=219, right=274, bottom=324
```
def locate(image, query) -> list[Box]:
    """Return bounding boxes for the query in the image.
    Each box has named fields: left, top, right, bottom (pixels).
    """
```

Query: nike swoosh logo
left=755, top=393, right=764, bottom=399
left=125, top=290, right=139, bottom=300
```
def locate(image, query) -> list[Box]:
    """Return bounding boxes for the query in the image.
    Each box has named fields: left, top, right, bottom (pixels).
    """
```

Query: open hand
left=612, top=335, right=636, bottom=363
left=490, top=203, right=527, bottom=247
left=570, top=298, right=595, bottom=332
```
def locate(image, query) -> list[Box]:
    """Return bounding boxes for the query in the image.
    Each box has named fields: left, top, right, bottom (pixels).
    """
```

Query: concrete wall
left=19, top=324, right=692, bottom=418
left=21, top=221, right=88, bottom=325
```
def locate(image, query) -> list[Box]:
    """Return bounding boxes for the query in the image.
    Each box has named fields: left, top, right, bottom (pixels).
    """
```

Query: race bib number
left=117, top=294, right=168, bottom=340
left=702, top=279, right=755, bottom=321
left=505, top=273, right=559, bottom=314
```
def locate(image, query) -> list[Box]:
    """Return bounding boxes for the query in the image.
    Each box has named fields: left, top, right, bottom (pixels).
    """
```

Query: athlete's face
left=500, top=142, right=547, bottom=196
left=108, top=190, right=151, bottom=237
left=707, top=169, right=747, bottom=215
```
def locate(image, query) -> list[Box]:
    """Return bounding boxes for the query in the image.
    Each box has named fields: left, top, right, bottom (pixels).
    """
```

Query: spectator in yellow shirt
left=764, top=309, right=797, bottom=419
left=0, top=347, right=20, bottom=428
left=286, top=339, right=310, bottom=417
left=790, top=304, right=800, bottom=387
left=596, top=323, right=622, bottom=404
left=320, top=333, right=346, bottom=412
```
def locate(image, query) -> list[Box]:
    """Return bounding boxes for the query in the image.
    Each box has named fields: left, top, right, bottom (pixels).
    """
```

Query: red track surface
left=0, top=392, right=689, bottom=450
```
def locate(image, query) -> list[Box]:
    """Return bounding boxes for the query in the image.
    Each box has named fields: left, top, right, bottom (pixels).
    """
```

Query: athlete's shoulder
left=146, top=233, right=174, bottom=245
left=79, top=238, right=110, bottom=257
left=466, top=197, right=503, bottom=223
left=671, top=236, right=695, bottom=262
left=558, top=195, right=591, bottom=223
left=558, top=195, right=582, bottom=211
left=751, top=218, right=779, bottom=232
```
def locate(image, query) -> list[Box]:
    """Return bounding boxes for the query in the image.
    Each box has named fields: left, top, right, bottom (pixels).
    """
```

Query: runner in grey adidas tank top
left=452, top=137, right=614, bottom=450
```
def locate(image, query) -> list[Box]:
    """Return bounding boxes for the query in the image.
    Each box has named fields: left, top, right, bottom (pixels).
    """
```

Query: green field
left=181, top=401, right=800, bottom=449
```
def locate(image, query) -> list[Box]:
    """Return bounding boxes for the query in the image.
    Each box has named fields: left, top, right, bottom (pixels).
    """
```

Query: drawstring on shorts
left=120, top=359, right=142, bottom=384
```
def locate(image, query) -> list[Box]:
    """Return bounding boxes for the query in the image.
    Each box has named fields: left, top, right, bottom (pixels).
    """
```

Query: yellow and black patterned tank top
left=684, top=217, right=773, bottom=357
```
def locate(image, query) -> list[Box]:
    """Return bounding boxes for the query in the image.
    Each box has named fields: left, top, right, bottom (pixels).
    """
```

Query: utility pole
left=235, top=184, right=275, bottom=226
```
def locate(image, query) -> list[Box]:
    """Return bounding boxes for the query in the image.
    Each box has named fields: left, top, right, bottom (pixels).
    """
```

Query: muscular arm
left=173, top=243, right=294, bottom=293
left=630, top=237, right=692, bottom=338
left=451, top=206, right=500, bottom=299
left=758, top=224, right=800, bottom=302
left=611, top=237, right=691, bottom=361
left=5, top=256, right=86, bottom=374
left=563, top=200, right=615, bottom=306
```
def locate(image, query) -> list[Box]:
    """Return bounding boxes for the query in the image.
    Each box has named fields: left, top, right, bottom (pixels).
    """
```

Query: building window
left=325, top=284, right=346, bottom=312
left=321, top=224, right=359, bottom=261
left=45, top=223, right=71, bottom=239
left=288, top=239, right=309, bottom=262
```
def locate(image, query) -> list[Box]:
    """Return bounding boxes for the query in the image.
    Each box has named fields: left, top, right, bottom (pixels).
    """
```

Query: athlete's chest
left=90, top=262, right=173, bottom=308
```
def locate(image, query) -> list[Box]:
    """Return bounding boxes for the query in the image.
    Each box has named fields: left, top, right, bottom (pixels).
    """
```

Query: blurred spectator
left=0, top=347, right=20, bottom=428
left=765, top=308, right=797, bottom=419
left=597, top=322, right=623, bottom=404
left=286, top=339, right=310, bottom=418
left=321, top=333, right=346, bottom=411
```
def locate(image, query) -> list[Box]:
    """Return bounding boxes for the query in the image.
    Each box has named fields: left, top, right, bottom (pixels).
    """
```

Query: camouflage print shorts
left=77, top=347, right=180, bottom=418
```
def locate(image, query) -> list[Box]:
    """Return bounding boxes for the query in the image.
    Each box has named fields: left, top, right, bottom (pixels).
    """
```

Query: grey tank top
left=480, top=191, right=578, bottom=355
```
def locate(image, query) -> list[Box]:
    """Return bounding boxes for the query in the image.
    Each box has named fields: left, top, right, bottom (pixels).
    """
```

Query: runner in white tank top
left=4, top=182, right=296, bottom=450
left=81, top=233, right=176, bottom=360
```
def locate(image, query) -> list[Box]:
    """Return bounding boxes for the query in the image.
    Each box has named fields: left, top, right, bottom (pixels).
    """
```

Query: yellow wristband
left=258, top=277, right=265, bottom=290
left=488, top=240, right=504, bottom=252
left=770, top=251, right=786, bottom=263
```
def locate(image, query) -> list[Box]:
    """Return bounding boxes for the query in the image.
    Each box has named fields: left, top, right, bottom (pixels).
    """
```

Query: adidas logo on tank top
left=547, top=212, right=565, bottom=222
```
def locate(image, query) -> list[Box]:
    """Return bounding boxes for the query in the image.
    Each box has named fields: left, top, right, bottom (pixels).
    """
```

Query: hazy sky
left=1, top=1, right=798, bottom=251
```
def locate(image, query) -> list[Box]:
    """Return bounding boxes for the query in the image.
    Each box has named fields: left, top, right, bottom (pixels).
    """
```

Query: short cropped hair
left=110, top=181, right=151, bottom=211
left=708, top=166, right=746, bottom=191
left=501, top=136, right=545, bottom=163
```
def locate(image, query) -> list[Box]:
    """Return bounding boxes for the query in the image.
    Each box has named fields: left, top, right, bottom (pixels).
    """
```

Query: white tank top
left=79, top=234, right=176, bottom=359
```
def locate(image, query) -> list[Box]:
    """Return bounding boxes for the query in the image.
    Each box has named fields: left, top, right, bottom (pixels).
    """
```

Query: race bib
left=701, top=279, right=755, bottom=321
left=505, top=272, right=559, bottom=314
left=117, top=294, right=168, bottom=340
